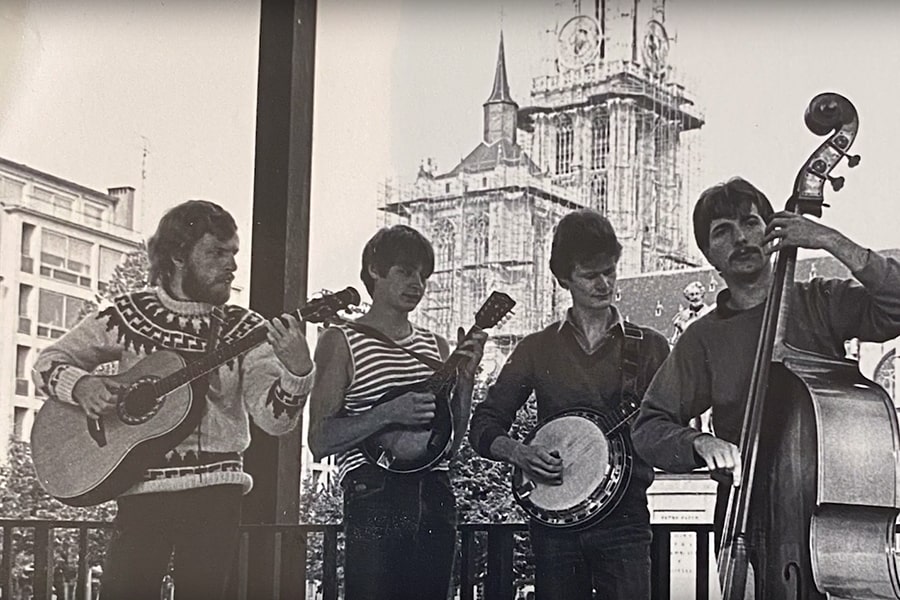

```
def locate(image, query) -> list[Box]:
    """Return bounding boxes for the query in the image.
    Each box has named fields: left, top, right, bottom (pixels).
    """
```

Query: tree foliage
left=79, top=245, right=151, bottom=320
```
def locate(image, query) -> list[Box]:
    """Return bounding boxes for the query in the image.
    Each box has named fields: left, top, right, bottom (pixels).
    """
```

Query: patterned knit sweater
left=32, top=287, right=314, bottom=497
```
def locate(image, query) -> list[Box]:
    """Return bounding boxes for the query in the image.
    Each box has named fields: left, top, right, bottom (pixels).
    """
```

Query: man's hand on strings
left=267, top=313, right=313, bottom=376
left=456, top=327, right=487, bottom=381
left=72, top=376, right=123, bottom=419
left=379, top=391, right=437, bottom=427
left=763, top=211, right=838, bottom=255
left=513, top=443, right=564, bottom=486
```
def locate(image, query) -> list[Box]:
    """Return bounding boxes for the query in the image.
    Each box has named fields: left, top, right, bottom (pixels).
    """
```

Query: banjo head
left=512, top=408, right=633, bottom=529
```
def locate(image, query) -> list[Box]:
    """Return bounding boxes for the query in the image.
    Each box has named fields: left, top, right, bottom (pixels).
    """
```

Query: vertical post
left=484, top=526, right=514, bottom=600
left=1, top=524, right=13, bottom=600
left=459, top=528, right=476, bottom=600
left=244, top=0, right=317, bottom=597
left=696, top=528, right=711, bottom=600
left=75, top=526, right=88, bottom=600
left=322, top=527, right=338, bottom=600
left=651, top=525, right=671, bottom=600
left=32, top=523, right=53, bottom=600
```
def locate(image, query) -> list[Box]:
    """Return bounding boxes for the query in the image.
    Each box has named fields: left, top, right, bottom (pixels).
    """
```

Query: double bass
left=718, top=94, right=900, bottom=599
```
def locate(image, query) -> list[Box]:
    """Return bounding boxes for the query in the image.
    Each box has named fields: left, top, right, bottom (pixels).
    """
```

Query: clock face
left=642, top=19, right=670, bottom=72
left=557, top=15, right=601, bottom=71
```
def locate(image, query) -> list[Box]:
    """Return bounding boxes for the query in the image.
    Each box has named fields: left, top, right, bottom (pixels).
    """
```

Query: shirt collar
left=713, top=288, right=766, bottom=319
left=558, top=304, right=626, bottom=337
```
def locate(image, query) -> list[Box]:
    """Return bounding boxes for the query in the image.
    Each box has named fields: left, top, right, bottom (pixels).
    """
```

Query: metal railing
left=0, top=519, right=715, bottom=600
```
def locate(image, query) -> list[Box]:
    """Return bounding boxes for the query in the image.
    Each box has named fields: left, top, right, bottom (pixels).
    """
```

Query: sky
left=1, top=0, right=899, bottom=300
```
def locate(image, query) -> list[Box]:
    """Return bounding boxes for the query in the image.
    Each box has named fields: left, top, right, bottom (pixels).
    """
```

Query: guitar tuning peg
left=828, top=176, right=845, bottom=192
left=846, top=154, right=861, bottom=168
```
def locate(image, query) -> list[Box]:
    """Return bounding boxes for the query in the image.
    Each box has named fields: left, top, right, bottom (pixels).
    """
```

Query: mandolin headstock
left=474, top=291, right=516, bottom=330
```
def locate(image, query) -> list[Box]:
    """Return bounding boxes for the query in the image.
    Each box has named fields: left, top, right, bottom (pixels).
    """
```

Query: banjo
left=511, top=322, right=645, bottom=529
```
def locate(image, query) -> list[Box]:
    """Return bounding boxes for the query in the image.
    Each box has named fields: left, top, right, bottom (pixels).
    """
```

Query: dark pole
left=243, top=0, right=317, bottom=597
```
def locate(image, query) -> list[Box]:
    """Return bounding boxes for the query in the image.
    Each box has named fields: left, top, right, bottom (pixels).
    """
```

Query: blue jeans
left=342, top=465, right=457, bottom=600
left=529, top=519, right=652, bottom=600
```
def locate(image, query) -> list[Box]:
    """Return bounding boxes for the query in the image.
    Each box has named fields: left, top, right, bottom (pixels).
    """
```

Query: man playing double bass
left=632, top=177, right=900, bottom=596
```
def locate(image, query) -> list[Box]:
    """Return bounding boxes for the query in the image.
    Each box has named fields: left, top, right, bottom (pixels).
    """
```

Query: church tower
left=521, top=0, right=704, bottom=273
left=379, top=36, right=576, bottom=349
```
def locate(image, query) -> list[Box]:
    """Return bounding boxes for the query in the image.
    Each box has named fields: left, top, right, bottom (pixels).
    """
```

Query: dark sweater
left=632, top=251, right=900, bottom=473
left=469, top=311, right=670, bottom=524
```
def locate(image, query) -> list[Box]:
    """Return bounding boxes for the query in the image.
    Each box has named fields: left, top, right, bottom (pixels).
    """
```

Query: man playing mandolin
left=307, top=225, right=486, bottom=600
left=469, top=210, right=670, bottom=600
left=32, top=200, right=314, bottom=599
left=632, top=177, right=900, bottom=590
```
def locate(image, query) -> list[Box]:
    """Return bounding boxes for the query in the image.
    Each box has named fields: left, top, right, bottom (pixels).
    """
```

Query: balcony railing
left=0, top=519, right=716, bottom=600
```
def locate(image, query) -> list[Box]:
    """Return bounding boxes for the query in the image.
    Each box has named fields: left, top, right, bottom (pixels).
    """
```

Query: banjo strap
left=617, top=321, right=645, bottom=423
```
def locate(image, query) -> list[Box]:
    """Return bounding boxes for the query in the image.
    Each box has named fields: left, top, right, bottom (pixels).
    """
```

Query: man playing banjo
left=468, top=209, right=670, bottom=599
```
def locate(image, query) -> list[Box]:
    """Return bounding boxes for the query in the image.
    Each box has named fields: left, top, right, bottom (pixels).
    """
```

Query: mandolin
left=361, top=291, right=515, bottom=473
left=31, top=287, right=360, bottom=507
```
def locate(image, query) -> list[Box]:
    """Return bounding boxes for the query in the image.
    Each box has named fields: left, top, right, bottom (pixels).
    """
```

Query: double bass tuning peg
left=846, top=154, right=861, bottom=168
left=828, top=176, right=845, bottom=192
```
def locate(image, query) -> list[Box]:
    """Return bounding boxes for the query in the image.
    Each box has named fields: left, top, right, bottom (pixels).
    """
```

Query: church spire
left=483, top=32, right=518, bottom=145
left=486, top=32, right=514, bottom=104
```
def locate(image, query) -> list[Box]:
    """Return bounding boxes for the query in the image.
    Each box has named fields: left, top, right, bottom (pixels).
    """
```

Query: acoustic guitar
left=31, top=287, right=360, bottom=506
left=361, top=291, right=515, bottom=473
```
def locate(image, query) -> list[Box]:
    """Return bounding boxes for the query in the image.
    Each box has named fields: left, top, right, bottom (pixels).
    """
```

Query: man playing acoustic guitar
left=32, top=200, right=314, bottom=599
left=308, top=225, right=486, bottom=600
left=469, top=209, right=670, bottom=600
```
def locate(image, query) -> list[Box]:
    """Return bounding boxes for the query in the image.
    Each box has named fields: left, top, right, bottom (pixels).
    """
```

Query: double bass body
left=749, top=349, right=900, bottom=599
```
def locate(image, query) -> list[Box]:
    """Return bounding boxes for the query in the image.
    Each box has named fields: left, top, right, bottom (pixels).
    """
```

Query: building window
left=591, top=174, right=608, bottom=215
left=38, top=289, right=86, bottom=338
left=31, top=187, right=74, bottom=218
left=84, top=202, right=105, bottom=227
left=99, top=247, right=125, bottom=292
left=555, top=117, right=574, bottom=175
left=18, top=284, right=32, bottom=334
left=591, top=115, right=610, bottom=170
left=465, top=214, right=489, bottom=265
left=21, top=223, right=35, bottom=273
left=13, top=407, right=28, bottom=441
left=41, top=230, right=93, bottom=287
left=15, top=346, right=29, bottom=396
left=433, top=220, right=455, bottom=269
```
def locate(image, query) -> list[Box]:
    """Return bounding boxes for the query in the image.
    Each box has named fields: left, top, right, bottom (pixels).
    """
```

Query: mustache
left=729, top=246, right=763, bottom=261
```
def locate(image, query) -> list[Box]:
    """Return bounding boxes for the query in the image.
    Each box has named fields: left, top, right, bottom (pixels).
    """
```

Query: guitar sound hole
left=117, top=379, right=163, bottom=425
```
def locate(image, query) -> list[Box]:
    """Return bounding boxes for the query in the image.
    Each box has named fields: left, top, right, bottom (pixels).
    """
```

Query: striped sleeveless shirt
left=334, top=321, right=449, bottom=483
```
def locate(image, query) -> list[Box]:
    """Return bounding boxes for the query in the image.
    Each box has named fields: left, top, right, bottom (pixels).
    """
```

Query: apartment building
left=0, top=156, right=143, bottom=462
